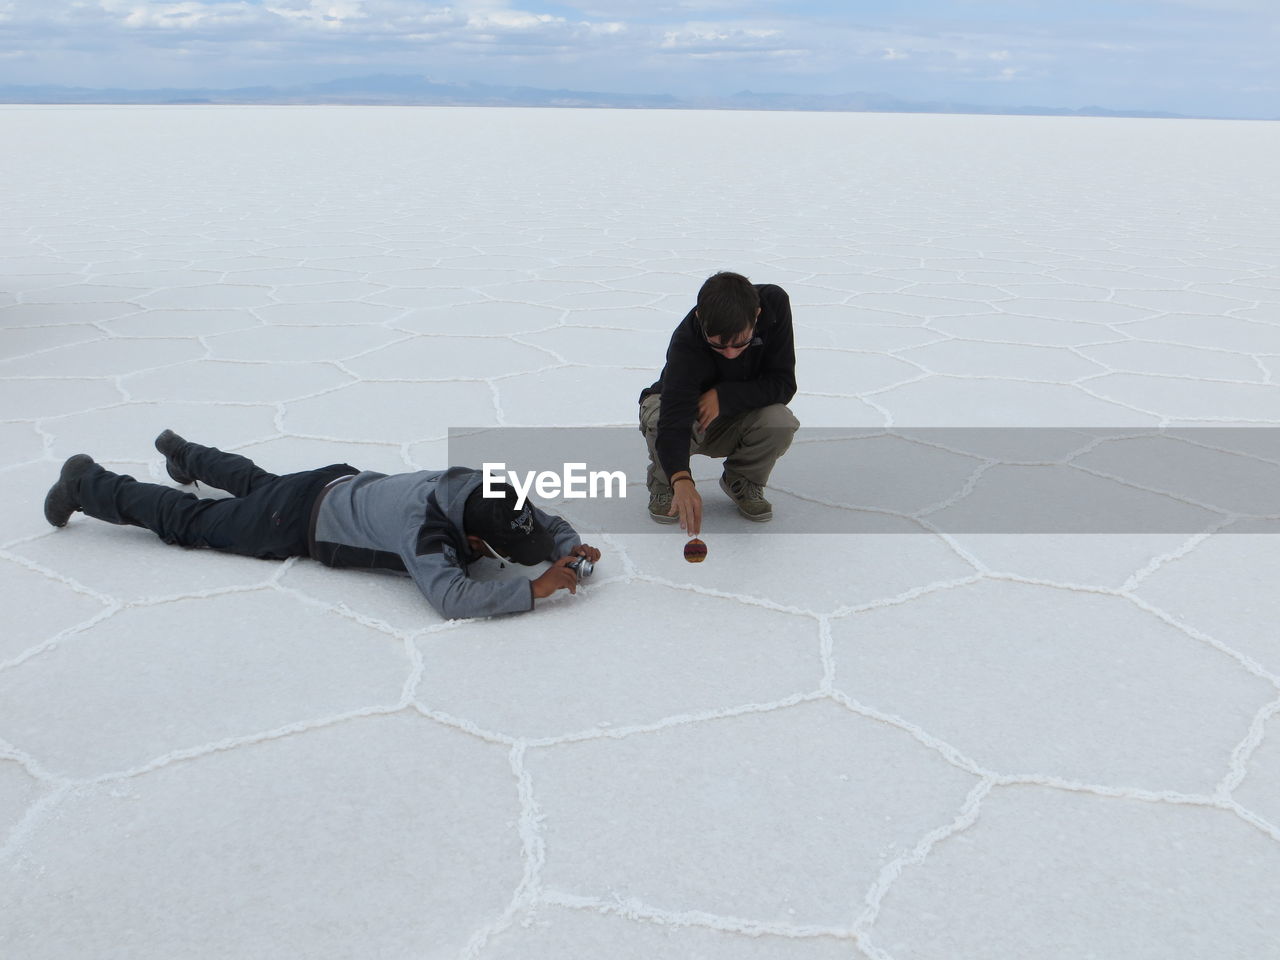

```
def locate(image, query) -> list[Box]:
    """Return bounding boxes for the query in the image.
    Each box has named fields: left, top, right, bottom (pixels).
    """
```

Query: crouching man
left=43, top=430, right=601, bottom=620
left=639, top=271, right=800, bottom=536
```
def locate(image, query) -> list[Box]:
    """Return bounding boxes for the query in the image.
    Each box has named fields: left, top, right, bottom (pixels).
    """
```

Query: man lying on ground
left=43, top=430, right=600, bottom=620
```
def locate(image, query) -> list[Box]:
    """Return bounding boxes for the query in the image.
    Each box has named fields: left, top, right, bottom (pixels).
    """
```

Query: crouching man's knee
left=739, top=404, right=799, bottom=466
left=638, top=395, right=661, bottom=437
left=755, top=403, right=800, bottom=434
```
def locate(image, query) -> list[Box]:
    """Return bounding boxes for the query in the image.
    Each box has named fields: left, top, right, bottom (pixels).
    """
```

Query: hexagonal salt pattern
left=0, top=590, right=412, bottom=778
left=867, top=786, right=1280, bottom=960
left=416, top=582, right=822, bottom=739
left=832, top=579, right=1274, bottom=793
left=1234, top=708, right=1280, bottom=828
left=5, top=715, right=522, bottom=960
left=478, top=904, right=854, bottom=960
left=5, top=106, right=1280, bottom=958
left=529, top=701, right=979, bottom=927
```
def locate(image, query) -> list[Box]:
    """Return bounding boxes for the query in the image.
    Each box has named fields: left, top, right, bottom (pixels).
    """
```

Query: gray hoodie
left=309, top=466, right=580, bottom=620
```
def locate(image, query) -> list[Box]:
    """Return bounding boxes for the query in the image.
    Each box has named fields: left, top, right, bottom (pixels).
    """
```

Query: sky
left=0, top=1, right=1277, bottom=117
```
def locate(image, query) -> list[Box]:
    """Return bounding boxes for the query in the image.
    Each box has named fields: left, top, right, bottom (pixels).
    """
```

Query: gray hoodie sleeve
left=402, top=545, right=533, bottom=620
left=533, top=505, right=583, bottom=560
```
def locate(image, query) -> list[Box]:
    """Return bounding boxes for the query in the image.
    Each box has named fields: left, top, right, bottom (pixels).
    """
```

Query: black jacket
left=640, top=283, right=796, bottom=478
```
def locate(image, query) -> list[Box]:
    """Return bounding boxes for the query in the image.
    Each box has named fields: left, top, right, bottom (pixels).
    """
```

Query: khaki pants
left=639, top=394, right=799, bottom=491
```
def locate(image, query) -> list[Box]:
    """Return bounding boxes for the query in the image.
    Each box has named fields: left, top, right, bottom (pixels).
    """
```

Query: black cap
left=463, top=484, right=554, bottom=566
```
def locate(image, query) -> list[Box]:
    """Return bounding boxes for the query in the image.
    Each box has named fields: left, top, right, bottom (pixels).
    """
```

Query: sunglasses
left=703, top=327, right=762, bottom=352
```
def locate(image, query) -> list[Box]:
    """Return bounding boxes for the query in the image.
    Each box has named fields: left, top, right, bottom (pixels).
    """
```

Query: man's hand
left=569, top=543, right=602, bottom=563
left=669, top=477, right=702, bottom=536
left=531, top=556, right=579, bottom=599
left=696, top=388, right=720, bottom=431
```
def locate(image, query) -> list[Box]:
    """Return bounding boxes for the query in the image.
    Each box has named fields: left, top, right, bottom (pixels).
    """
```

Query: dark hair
left=696, top=272, right=759, bottom=341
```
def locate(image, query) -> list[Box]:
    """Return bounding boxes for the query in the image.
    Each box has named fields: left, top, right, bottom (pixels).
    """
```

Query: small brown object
left=683, top=538, right=707, bottom=563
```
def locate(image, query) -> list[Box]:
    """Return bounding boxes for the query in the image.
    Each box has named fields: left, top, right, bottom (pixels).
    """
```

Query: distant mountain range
left=0, top=74, right=1202, bottom=119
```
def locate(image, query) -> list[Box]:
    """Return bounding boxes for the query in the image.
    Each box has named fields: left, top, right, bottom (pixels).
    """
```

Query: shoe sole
left=648, top=510, right=679, bottom=524
left=719, top=476, right=772, bottom=522
left=43, top=485, right=70, bottom=527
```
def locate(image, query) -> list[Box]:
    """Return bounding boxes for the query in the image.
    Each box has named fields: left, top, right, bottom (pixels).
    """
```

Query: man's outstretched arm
left=532, top=504, right=602, bottom=575
left=407, top=549, right=536, bottom=620
left=533, top=505, right=583, bottom=558
left=407, top=518, right=592, bottom=619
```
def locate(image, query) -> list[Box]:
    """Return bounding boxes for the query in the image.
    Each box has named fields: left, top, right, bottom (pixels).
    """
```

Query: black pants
left=78, top=440, right=357, bottom=560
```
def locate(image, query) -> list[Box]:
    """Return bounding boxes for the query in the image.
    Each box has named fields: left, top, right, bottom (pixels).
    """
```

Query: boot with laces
left=719, top=473, right=773, bottom=522
left=647, top=483, right=679, bottom=524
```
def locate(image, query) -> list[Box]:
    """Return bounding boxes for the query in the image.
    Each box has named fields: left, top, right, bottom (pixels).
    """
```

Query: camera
left=566, top=556, right=594, bottom=579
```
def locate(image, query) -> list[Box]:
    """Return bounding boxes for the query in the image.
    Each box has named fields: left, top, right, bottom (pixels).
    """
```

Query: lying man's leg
left=50, top=455, right=348, bottom=559
left=79, top=460, right=283, bottom=554
left=156, top=429, right=275, bottom=495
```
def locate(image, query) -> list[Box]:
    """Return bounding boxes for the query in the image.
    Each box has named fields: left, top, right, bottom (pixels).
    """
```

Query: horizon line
left=0, top=76, right=1272, bottom=122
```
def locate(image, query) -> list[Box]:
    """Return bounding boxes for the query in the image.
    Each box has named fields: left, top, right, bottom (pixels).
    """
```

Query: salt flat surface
left=3, top=105, right=1280, bottom=959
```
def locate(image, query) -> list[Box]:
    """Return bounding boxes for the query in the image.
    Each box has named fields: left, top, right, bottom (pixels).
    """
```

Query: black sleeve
left=655, top=344, right=702, bottom=479
left=714, top=285, right=797, bottom=417
left=532, top=504, right=582, bottom=559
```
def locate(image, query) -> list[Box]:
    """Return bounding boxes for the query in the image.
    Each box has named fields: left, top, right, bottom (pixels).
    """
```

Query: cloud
left=467, top=9, right=563, bottom=31
left=266, top=1, right=373, bottom=28
left=3, top=0, right=632, bottom=65
left=9, top=0, right=612, bottom=39
left=110, top=2, right=261, bottom=31
left=659, top=25, right=782, bottom=51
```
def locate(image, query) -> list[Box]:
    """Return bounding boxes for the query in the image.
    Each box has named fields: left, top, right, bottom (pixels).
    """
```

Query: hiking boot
left=155, top=428, right=194, bottom=485
left=648, top=485, right=678, bottom=524
left=720, top=473, right=773, bottom=522
left=44, top=454, right=95, bottom=527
